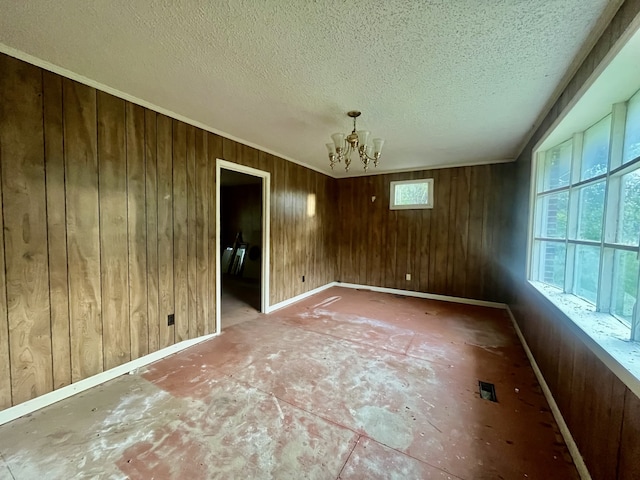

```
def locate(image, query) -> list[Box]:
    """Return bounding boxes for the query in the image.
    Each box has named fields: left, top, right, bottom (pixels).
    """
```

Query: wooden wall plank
left=479, top=165, right=493, bottom=299
left=126, top=102, right=148, bottom=359
left=157, top=115, right=174, bottom=348
left=97, top=91, right=130, bottom=370
left=43, top=70, right=71, bottom=390
left=0, top=57, right=53, bottom=404
left=186, top=125, right=197, bottom=339
left=0, top=158, right=9, bottom=407
left=433, top=169, right=450, bottom=294
left=207, top=133, right=222, bottom=334
left=0, top=60, right=11, bottom=407
left=276, top=157, right=288, bottom=302
left=466, top=166, right=485, bottom=300
left=145, top=110, right=160, bottom=353
left=195, top=130, right=208, bottom=337
left=453, top=167, right=470, bottom=297
left=619, top=388, right=640, bottom=480
left=63, top=78, right=103, bottom=381
left=172, top=120, right=189, bottom=342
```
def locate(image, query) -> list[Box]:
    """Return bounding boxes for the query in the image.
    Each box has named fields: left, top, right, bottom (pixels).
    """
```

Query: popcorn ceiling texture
left=0, top=0, right=616, bottom=176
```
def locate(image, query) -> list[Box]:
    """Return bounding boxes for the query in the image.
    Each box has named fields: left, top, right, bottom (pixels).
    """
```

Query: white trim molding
left=336, top=282, right=506, bottom=309
left=0, top=333, right=216, bottom=427
left=216, top=160, right=271, bottom=334
left=266, top=282, right=338, bottom=313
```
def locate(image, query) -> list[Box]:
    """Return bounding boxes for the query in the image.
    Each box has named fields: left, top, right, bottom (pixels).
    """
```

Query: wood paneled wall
left=507, top=2, right=640, bottom=479
left=0, top=53, right=336, bottom=410
left=336, top=165, right=513, bottom=302
left=219, top=140, right=337, bottom=302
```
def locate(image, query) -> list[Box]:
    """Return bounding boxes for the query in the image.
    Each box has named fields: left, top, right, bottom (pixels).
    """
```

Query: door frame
left=215, top=159, right=270, bottom=334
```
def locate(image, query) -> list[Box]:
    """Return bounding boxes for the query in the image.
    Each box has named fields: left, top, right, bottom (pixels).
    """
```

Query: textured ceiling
left=0, top=0, right=620, bottom=177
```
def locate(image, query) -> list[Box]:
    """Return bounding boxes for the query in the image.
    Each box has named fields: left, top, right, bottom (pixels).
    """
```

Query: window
left=390, top=179, right=434, bottom=210
left=530, top=89, right=640, bottom=343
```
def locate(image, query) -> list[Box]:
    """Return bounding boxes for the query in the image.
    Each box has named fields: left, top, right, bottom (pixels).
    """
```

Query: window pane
left=577, top=181, right=605, bottom=241
left=540, top=140, right=572, bottom=192
left=394, top=182, right=428, bottom=205
left=581, top=116, right=610, bottom=180
left=617, top=170, right=640, bottom=246
left=623, top=89, right=640, bottom=164
left=574, top=245, right=600, bottom=304
left=612, top=249, right=639, bottom=325
left=535, top=241, right=566, bottom=288
left=536, top=191, right=568, bottom=238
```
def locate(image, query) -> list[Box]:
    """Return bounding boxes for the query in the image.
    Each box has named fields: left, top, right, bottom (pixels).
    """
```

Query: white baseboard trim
left=266, top=282, right=338, bottom=313
left=505, top=307, right=591, bottom=480
left=0, top=333, right=217, bottom=426
left=336, top=282, right=507, bottom=309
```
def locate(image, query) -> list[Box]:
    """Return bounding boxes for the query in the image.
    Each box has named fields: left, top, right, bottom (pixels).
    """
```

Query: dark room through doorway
left=220, top=169, right=263, bottom=329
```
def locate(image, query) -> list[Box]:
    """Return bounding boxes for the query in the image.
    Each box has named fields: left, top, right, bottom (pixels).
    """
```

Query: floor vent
left=478, top=381, right=497, bottom=402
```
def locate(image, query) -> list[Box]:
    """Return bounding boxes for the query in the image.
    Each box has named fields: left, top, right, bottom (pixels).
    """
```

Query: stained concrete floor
left=0, top=287, right=578, bottom=479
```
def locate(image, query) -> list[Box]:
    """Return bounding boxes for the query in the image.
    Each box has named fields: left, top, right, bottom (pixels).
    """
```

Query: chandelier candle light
left=326, top=111, right=384, bottom=172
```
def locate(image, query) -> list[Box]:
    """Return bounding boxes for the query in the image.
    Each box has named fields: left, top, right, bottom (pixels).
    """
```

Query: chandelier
left=326, top=111, right=384, bottom=172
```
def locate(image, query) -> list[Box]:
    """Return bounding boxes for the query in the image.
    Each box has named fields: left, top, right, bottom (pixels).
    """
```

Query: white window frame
left=527, top=92, right=640, bottom=390
left=389, top=178, right=434, bottom=210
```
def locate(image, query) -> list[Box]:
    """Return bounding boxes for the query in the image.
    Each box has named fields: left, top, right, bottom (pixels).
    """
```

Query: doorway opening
left=215, top=160, right=270, bottom=334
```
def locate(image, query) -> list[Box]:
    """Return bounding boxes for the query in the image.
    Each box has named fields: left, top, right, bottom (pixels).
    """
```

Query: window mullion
left=609, top=102, right=626, bottom=171
left=600, top=103, right=626, bottom=314
left=564, top=133, right=581, bottom=294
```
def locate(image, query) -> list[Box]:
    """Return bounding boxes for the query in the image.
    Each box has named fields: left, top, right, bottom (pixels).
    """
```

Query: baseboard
left=505, top=307, right=592, bottom=480
left=0, top=333, right=217, bottom=426
left=335, top=282, right=507, bottom=309
left=266, top=282, right=338, bottom=313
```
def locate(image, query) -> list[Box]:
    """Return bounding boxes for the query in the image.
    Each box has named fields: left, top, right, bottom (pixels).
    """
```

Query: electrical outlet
left=168, top=313, right=175, bottom=326
left=405, top=273, right=411, bottom=281
left=302, top=275, right=305, bottom=282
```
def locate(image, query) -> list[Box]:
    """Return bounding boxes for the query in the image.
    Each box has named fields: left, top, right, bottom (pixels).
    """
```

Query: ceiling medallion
left=326, top=111, right=384, bottom=172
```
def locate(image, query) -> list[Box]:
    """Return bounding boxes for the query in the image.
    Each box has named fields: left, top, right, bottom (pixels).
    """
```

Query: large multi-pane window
left=530, top=89, right=640, bottom=340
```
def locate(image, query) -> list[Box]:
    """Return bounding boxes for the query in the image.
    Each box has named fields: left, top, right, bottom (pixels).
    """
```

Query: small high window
left=390, top=179, right=434, bottom=210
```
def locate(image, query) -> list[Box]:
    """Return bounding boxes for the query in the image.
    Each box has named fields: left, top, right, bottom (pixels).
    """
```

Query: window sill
left=528, top=281, right=640, bottom=395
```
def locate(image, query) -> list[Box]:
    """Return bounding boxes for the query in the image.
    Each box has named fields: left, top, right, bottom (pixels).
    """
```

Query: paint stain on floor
left=0, top=287, right=579, bottom=479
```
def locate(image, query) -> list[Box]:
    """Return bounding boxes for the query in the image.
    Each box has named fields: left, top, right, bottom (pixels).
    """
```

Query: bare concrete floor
left=0, top=287, right=578, bottom=479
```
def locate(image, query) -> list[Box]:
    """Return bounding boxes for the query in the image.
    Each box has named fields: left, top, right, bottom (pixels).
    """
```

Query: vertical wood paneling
left=619, top=389, right=640, bottom=480
left=172, top=120, right=188, bottom=342
left=0, top=58, right=52, bottom=404
left=275, top=157, right=287, bottom=301
left=0, top=52, right=338, bottom=409
left=0, top=60, right=11, bottom=407
left=206, top=133, right=221, bottom=334
left=186, top=125, right=197, bottom=339
left=466, top=166, right=485, bottom=300
left=97, top=91, right=130, bottom=370
left=195, top=130, right=208, bottom=337
left=43, top=71, right=71, bottom=390
left=336, top=166, right=509, bottom=301
left=480, top=165, right=494, bottom=299
left=434, top=169, right=451, bottom=294
left=0, top=160, right=9, bottom=407
left=126, top=102, right=148, bottom=359
left=145, top=110, right=160, bottom=353
left=453, top=167, right=470, bottom=297
left=445, top=169, right=458, bottom=293
left=157, top=115, right=174, bottom=348
left=63, top=79, right=103, bottom=381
